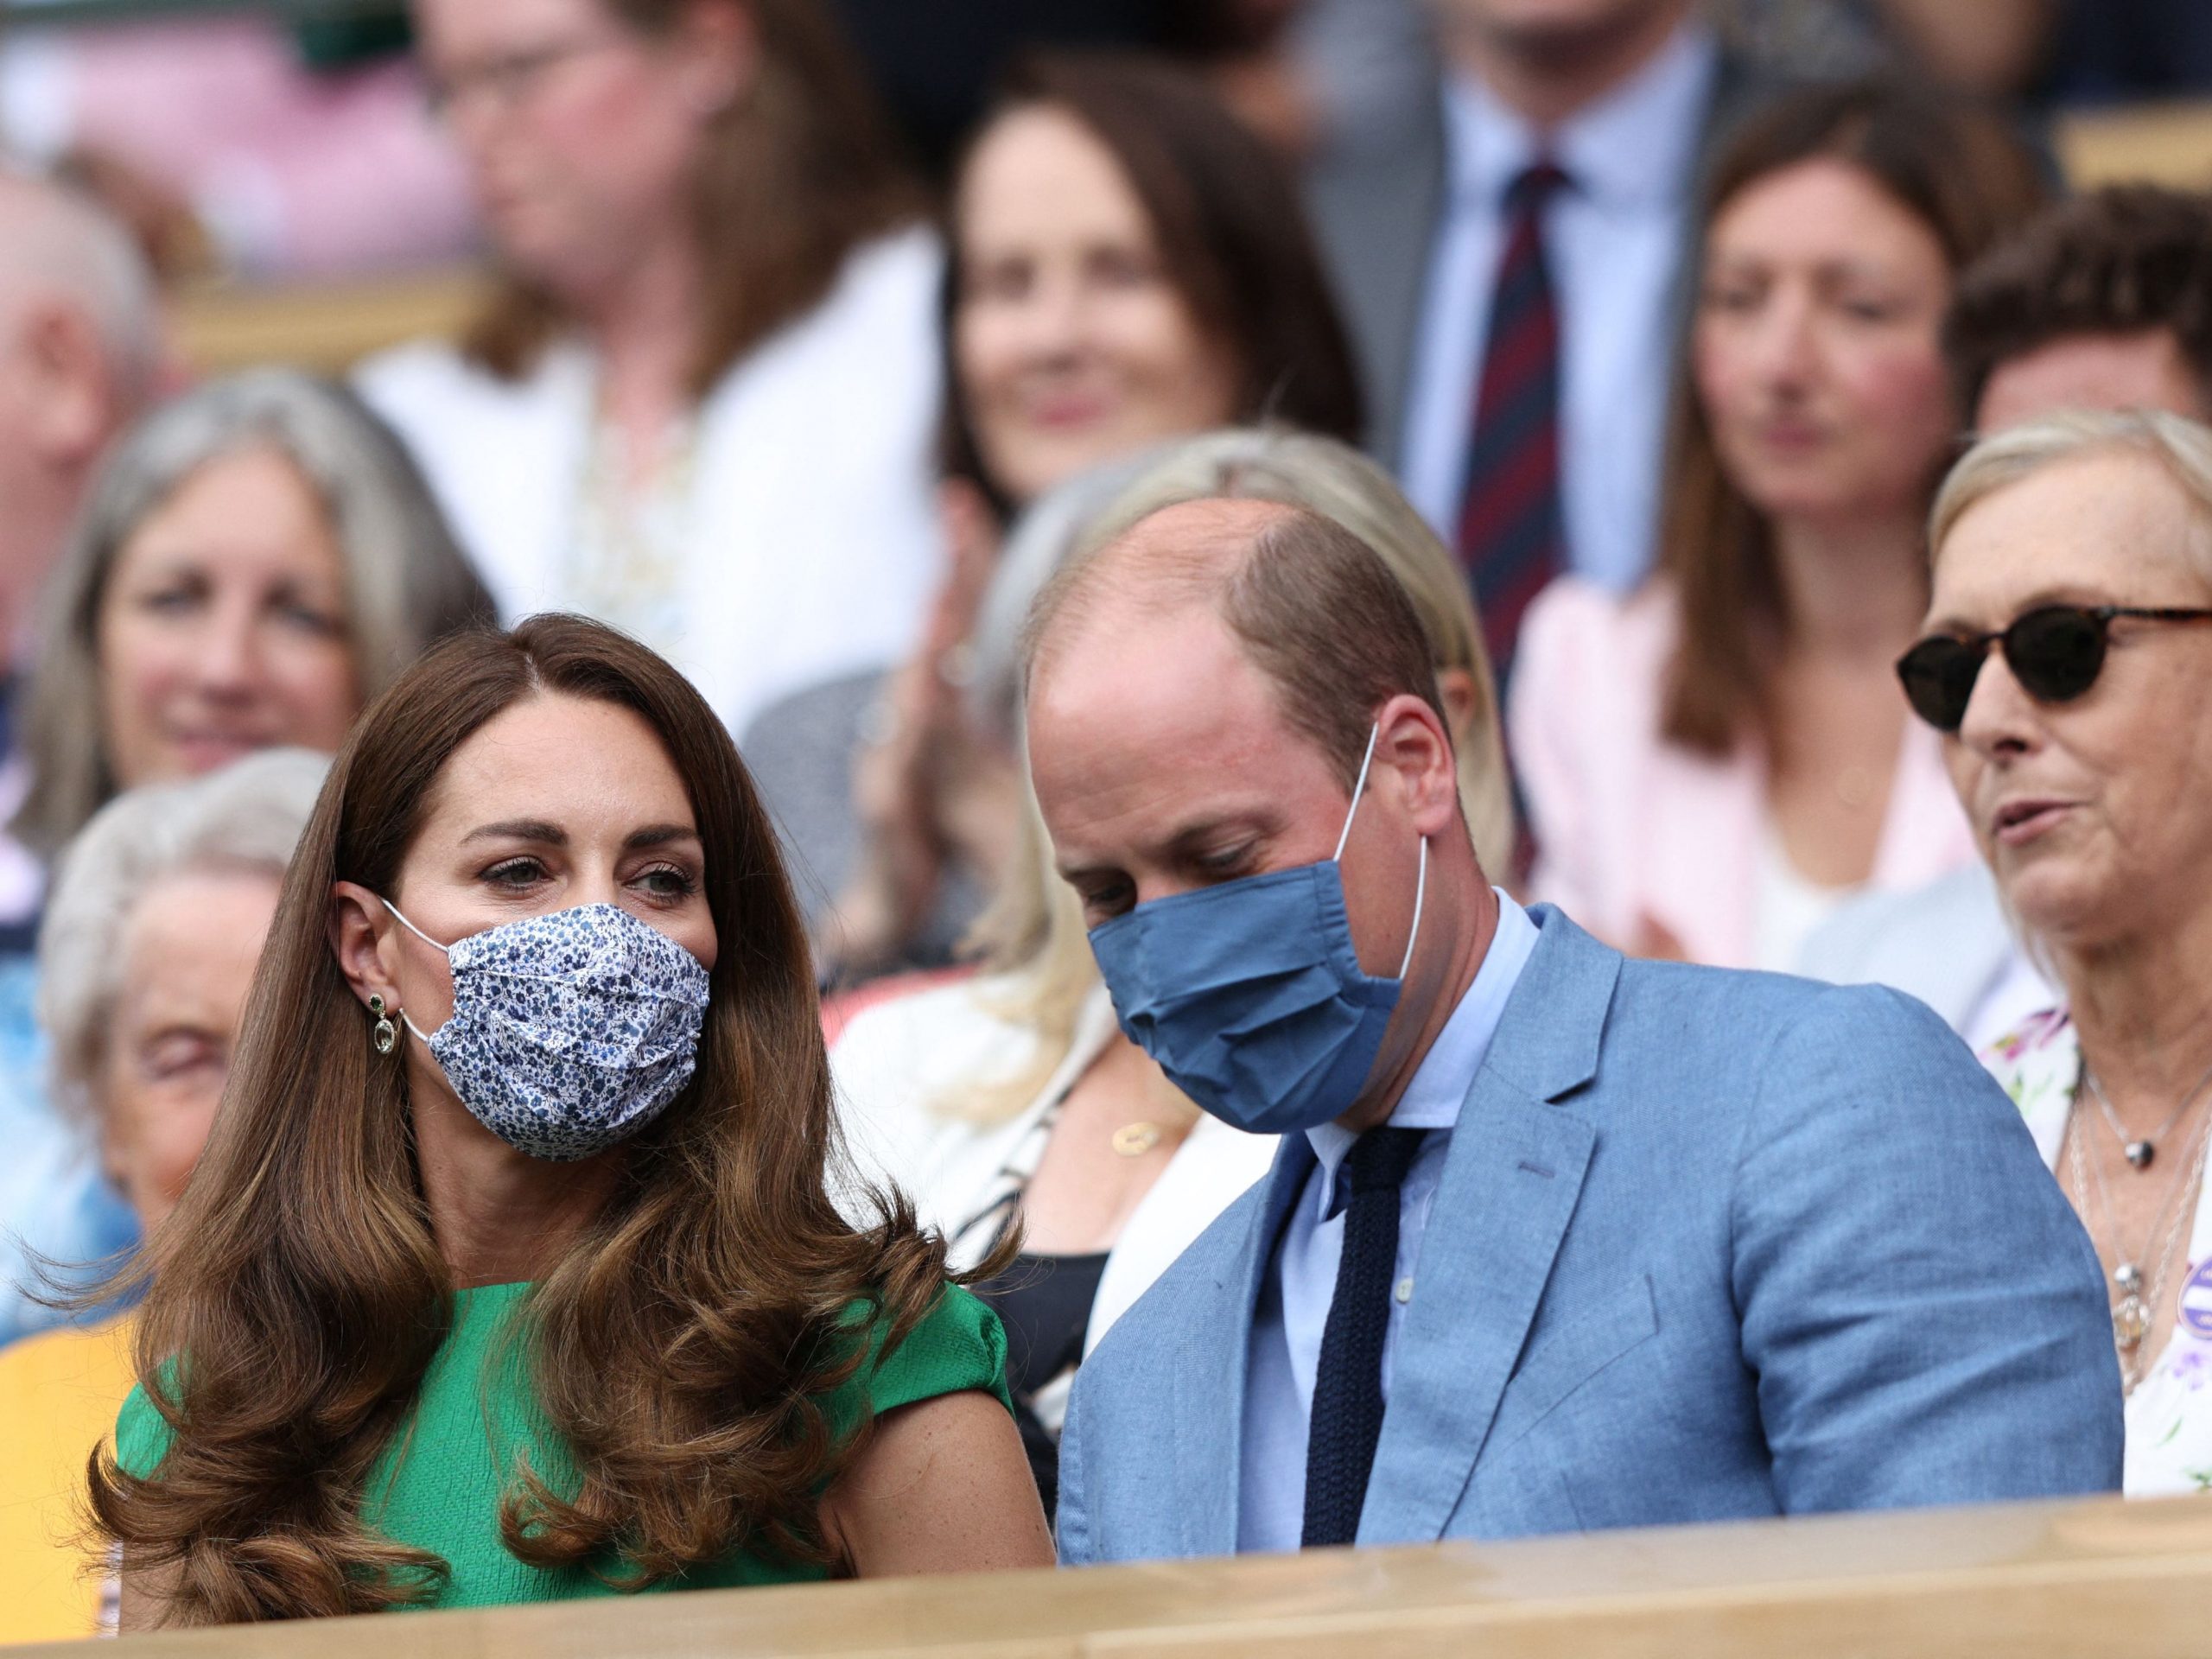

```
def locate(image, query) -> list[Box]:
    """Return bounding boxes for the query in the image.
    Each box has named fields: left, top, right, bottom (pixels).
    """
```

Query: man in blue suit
left=1022, top=494, right=2120, bottom=1563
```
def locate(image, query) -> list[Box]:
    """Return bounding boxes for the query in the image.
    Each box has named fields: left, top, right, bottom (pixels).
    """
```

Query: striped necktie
left=1455, top=161, right=1571, bottom=677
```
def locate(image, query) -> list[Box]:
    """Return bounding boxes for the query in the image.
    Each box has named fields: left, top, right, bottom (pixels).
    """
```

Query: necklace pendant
left=1111, top=1122, right=1162, bottom=1158
left=2115, top=1295, right=2152, bottom=1349
left=2127, top=1140, right=2156, bottom=1170
left=2117, top=1262, right=2145, bottom=1294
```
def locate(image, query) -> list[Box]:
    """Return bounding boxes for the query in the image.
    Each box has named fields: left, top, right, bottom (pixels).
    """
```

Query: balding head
left=0, top=169, right=160, bottom=655
left=0, top=169, right=158, bottom=398
left=1027, top=495, right=1446, bottom=791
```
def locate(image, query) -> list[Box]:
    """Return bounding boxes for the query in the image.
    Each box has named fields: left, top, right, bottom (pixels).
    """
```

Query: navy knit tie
left=1456, top=160, right=1571, bottom=679
left=1301, top=1126, right=1428, bottom=1548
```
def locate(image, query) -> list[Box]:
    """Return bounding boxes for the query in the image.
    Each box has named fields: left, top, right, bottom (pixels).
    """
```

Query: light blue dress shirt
left=1399, top=24, right=1717, bottom=594
left=1236, top=893, right=1541, bottom=1552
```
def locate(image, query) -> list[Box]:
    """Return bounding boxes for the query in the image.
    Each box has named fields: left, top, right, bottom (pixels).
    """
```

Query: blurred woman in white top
left=1916, top=410, right=2212, bottom=1493
left=831, top=427, right=1512, bottom=1521
left=359, top=0, right=937, bottom=737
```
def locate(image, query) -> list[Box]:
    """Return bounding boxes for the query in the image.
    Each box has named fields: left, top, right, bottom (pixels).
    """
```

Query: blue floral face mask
left=1087, top=725, right=1427, bottom=1136
left=380, top=899, right=712, bottom=1162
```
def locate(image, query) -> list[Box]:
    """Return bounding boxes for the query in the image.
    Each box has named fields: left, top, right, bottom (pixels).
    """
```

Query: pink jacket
left=9, top=20, right=475, bottom=276
left=1508, top=575, right=1977, bottom=969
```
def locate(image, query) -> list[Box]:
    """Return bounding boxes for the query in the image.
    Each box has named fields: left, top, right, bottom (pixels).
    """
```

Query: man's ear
left=328, top=881, right=401, bottom=1013
left=1375, top=692, right=1459, bottom=836
left=20, top=301, right=118, bottom=467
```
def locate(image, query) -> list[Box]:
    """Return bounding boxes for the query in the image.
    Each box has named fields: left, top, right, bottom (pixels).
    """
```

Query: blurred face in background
left=1694, top=158, right=1957, bottom=529
left=96, top=447, right=361, bottom=788
left=955, top=103, right=1242, bottom=507
left=415, top=0, right=753, bottom=305
left=99, top=869, right=282, bottom=1231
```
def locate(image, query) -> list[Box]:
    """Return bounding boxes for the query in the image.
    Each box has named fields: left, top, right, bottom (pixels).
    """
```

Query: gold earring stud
left=369, top=993, right=398, bottom=1056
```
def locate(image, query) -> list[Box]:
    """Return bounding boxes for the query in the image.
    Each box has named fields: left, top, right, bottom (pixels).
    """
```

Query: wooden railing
left=20, top=1493, right=2212, bottom=1658
left=173, top=267, right=487, bottom=378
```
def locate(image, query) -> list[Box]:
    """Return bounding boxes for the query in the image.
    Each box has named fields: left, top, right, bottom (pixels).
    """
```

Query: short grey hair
left=37, top=749, right=327, bottom=1127
left=1931, top=408, right=2212, bottom=573
left=12, top=367, right=494, bottom=855
left=0, top=168, right=160, bottom=402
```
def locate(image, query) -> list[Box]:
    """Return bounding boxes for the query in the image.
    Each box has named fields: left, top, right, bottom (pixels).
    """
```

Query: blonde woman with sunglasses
left=1914, top=408, right=2212, bottom=1494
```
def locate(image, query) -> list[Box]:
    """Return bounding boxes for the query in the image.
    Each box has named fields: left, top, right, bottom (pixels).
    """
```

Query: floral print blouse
left=1983, top=1007, right=2212, bottom=1497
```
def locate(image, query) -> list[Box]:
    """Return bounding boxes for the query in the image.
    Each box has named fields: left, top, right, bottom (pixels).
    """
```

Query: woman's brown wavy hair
left=464, top=0, right=921, bottom=395
left=87, top=613, right=963, bottom=1624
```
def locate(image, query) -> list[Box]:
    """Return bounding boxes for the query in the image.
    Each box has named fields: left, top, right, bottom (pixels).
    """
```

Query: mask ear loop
left=1399, top=837, right=1428, bottom=980
left=378, top=897, right=451, bottom=1042
left=1333, top=722, right=1383, bottom=862
left=1334, top=722, right=1428, bottom=982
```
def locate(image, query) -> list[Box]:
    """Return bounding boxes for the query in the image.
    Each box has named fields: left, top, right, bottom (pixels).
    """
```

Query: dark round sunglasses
left=1897, top=604, right=2212, bottom=734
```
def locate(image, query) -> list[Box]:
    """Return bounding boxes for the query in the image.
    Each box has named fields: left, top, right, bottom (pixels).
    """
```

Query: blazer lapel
left=1167, top=1135, right=1315, bottom=1557
left=1358, top=908, right=1616, bottom=1545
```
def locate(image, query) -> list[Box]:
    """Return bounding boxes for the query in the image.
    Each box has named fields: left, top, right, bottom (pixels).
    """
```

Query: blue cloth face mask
left=381, top=899, right=712, bottom=1162
left=1087, top=725, right=1427, bottom=1136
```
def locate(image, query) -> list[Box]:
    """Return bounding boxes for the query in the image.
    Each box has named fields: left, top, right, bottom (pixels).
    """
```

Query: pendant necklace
left=2068, top=1099, right=2212, bottom=1388
left=2083, top=1053, right=2212, bottom=1169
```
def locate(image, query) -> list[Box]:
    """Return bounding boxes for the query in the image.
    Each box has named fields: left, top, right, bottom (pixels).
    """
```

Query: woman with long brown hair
left=759, top=50, right=1363, bottom=981
left=95, top=615, right=1049, bottom=1627
left=1509, top=79, right=2049, bottom=970
left=357, top=0, right=938, bottom=741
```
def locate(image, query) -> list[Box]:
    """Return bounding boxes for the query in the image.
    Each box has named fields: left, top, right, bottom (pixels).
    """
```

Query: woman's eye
left=137, top=583, right=203, bottom=616
left=1838, top=296, right=1900, bottom=323
left=1700, top=283, right=1759, bottom=315
left=964, top=257, right=1031, bottom=305
left=633, top=864, right=698, bottom=902
left=140, top=1031, right=221, bottom=1083
left=483, top=857, right=548, bottom=889
left=273, top=596, right=347, bottom=638
left=1086, top=245, right=1156, bottom=289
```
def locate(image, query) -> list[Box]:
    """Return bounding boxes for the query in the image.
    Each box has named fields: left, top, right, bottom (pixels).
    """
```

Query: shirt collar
left=1442, top=20, right=1719, bottom=214
left=1306, top=891, right=1543, bottom=1192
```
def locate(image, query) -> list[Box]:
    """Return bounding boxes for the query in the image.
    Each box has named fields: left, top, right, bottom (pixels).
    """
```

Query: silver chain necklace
left=2068, top=1092, right=2212, bottom=1390
left=2083, top=1052, right=2212, bottom=1169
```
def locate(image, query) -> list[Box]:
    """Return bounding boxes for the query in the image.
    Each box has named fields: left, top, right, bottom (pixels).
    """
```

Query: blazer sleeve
left=1054, top=1370, right=1095, bottom=1567
left=1730, top=985, right=2123, bottom=1511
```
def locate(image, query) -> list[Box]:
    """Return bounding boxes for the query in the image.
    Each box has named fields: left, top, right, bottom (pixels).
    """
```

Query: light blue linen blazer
left=1056, top=906, right=2121, bottom=1563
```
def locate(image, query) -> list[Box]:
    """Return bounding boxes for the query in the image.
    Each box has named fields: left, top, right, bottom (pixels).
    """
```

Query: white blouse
left=1984, top=1007, right=2212, bottom=1497
left=356, top=226, right=946, bottom=739
left=830, top=978, right=1279, bottom=1358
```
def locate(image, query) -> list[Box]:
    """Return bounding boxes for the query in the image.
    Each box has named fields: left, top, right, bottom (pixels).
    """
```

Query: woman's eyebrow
left=462, top=817, right=565, bottom=845
left=625, top=823, right=700, bottom=850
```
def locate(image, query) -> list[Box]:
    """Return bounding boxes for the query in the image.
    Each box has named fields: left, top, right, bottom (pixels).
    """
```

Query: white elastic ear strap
left=1399, top=837, right=1428, bottom=979
left=379, top=897, right=448, bottom=1040
left=380, top=896, right=449, bottom=956
left=1333, top=722, right=1383, bottom=862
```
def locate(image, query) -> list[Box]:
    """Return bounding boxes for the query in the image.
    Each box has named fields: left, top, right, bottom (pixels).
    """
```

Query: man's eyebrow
left=462, top=818, right=565, bottom=845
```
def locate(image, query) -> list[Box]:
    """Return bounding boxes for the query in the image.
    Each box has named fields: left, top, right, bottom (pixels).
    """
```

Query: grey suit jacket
left=1056, top=906, right=2120, bottom=1563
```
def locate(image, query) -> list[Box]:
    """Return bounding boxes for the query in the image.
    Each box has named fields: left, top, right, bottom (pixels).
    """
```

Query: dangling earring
left=369, top=994, right=398, bottom=1056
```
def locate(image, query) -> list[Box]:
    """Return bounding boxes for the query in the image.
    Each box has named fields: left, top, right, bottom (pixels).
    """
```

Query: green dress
left=114, top=1282, right=1011, bottom=1610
